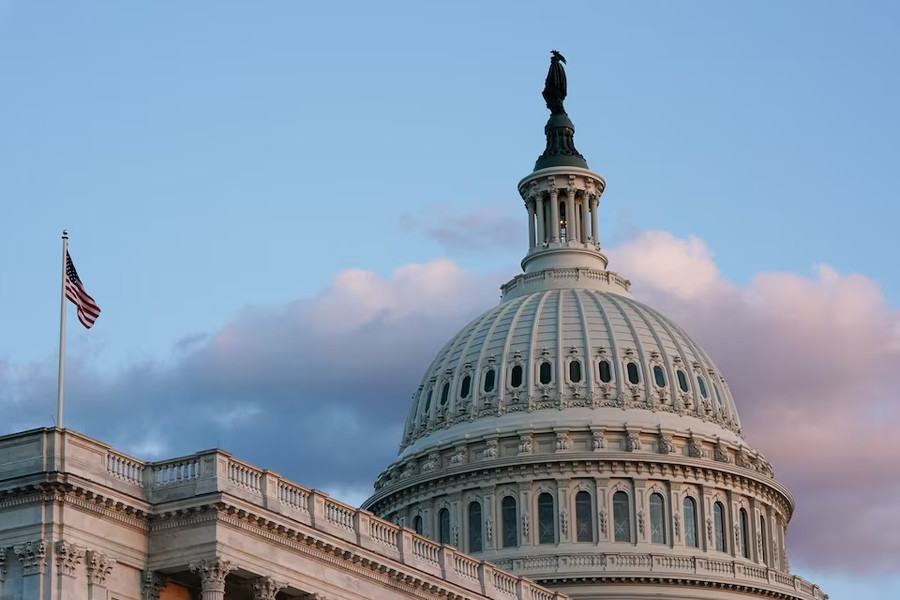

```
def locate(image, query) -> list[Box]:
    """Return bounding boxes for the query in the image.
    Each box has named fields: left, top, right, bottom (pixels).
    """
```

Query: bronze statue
left=542, top=50, right=567, bottom=115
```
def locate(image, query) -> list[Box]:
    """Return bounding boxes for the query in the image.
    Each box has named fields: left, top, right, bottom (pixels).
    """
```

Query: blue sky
left=1, top=2, right=898, bottom=598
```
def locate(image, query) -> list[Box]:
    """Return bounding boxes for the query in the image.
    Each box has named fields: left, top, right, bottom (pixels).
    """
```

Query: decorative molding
left=86, top=550, right=115, bottom=587
left=250, top=575, right=282, bottom=600
left=14, top=538, right=48, bottom=576
left=190, top=559, right=233, bottom=593
left=55, top=540, right=86, bottom=577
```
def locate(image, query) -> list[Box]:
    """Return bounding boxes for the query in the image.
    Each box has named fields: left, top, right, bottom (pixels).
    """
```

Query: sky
left=1, top=2, right=899, bottom=598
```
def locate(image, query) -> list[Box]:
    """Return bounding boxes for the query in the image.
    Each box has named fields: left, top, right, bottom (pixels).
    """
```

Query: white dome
left=399, top=287, right=743, bottom=459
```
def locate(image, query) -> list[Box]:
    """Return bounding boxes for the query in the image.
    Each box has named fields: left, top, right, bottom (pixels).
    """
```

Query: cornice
left=368, top=453, right=793, bottom=520
left=205, top=502, right=501, bottom=600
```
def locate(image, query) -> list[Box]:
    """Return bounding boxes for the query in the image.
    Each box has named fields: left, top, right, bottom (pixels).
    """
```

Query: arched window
left=569, top=360, right=582, bottom=383
left=598, top=360, right=612, bottom=383
left=440, top=382, right=450, bottom=406
left=510, top=364, right=523, bottom=388
left=424, top=389, right=433, bottom=414
left=502, top=496, right=518, bottom=548
left=575, top=491, right=592, bottom=542
left=460, top=375, right=471, bottom=399
left=677, top=370, right=689, bottom=392
left=537, top=493, right=555, bottom=544
left=683, top=497, right=698, bottom=548
left=438, top=508, right=450, bottom=544
left=539, top=362, right=552, bottom=385
left=468, top=501, right=483, bottom=552
left=650, top=493, right=666, bottom=544
left=697, top=376, right=708, bottom=398
left=653, top=365, right=666, bottom=388
left=760, top=515, right=768, bottom=565
left=613, top=491, right=632, bottom=542
left=739, top=508, right=750, bottom=558
left=714, top=502, right=726, bottom=552
left=483, top=369, right=496, bottom=393
left=626, top=362, right=640, bottom=385
left=413, top=515, right=423, bottom=535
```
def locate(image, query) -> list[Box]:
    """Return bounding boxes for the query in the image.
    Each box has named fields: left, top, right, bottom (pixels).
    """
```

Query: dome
left=363, top=54, right=820, bottom=600
left=398, top=287, right=743, bottom=460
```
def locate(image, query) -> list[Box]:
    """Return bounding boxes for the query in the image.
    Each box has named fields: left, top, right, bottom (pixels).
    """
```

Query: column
left=190, top=559, right=233, bottom=600
left=527, top=199, right=536, bottom=249
left=86, top=550, right=115, bottom=600
left=142, top=571, right=167, bottom=600
left=535, top=196, right=546, bottom=244
left=566, top=189, right=576, bottom=243
left=590, top=195, right=599, bottom=244
left=55, top=540, right=86, bottom=600
left=549, top=190, right=560, bottom=242
left=579, top=198, right=590, bottom=244
left=14, top=539, right=48, bottom=599
left=251, top=576, right=282, bottom=600
left=0, top=548, right=6, bottom=595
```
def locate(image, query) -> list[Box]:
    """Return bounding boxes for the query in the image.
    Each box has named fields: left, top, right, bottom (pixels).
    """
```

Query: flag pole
left=57, top=229, right=68, bottom=429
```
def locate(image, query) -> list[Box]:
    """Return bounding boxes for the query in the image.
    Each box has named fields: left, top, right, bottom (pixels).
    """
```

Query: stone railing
left=0, top=428, right=566, bottom=600
left=494, top=552, right=826, bottom=600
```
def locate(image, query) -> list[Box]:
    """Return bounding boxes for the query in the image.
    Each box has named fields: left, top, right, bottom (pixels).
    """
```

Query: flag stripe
left=65, top=251, right=101, bottom=329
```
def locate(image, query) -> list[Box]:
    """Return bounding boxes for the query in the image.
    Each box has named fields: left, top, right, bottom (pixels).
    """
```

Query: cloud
left=1, top=233, right=897, bottom=577
left=400, top=204, right=521, bottom=252
left=0, top=260, right=498, bottom=491
left=612, top=231, right=900, bottom=575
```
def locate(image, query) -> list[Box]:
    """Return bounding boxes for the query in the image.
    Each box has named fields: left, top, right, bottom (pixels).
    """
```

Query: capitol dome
left=364, top=55, right=823, bottom=600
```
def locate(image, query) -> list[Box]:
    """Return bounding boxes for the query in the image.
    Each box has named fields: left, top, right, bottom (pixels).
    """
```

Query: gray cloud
left=400, top=204, right=522, bottom=252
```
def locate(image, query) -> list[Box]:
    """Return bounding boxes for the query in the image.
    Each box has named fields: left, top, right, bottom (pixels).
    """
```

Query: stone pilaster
left=55, top=540, right=86, bottom=577
left=0, top=547, right=7, bottom=583
left=250, top=575, right=282, bottom=600
left=14, top=538, right=48, bottom=576
left=142, top=570, right=167, bottom=600
left=86, top=550, right=115, bottom=587
left=190, top=559, right=233, bottom=600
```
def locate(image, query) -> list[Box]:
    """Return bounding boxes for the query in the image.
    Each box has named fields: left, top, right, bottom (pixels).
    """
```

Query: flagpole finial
left=62, top=230, right=68, bottom=239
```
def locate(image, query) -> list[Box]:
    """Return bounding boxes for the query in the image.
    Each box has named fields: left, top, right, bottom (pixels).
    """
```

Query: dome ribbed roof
left=399, top=288, right=742, bottom=459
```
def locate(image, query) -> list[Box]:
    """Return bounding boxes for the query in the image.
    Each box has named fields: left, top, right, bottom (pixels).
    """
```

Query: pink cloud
left=613, top=231, right=900, bottom=574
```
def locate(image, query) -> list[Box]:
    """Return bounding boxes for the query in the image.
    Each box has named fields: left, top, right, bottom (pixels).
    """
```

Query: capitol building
left=0, top=58, right=826, bottom=600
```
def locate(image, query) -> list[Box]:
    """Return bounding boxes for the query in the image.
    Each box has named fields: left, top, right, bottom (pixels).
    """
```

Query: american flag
left=65, top=251, right=101, bottom=329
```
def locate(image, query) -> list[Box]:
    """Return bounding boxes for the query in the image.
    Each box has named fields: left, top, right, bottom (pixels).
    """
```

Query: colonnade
left=526, top=190, right=600, bottom=248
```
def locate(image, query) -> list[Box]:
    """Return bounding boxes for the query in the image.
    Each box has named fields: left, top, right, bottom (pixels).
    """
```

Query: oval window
left=626, top=362, right=640, bottom=385
left=677, top=370, right=689, bottom=392
left=440, top=382, right=450, bottom=405
left=510, top=365, right=523, bottom=388
left=460, top=375, right=471, bottom=399
left=653, top=365, right=666, bottom=388
left=714, top=383, right=724, bottom=407
left=483, top=369, right=496, bottom=393
left=697, top=376, right=708, bottom=398
left=598, top=360, right=612, bottom=383
left=539, top=362, right=552, bottom=385
left=569, top=360, right=582, bottom=383
left=424, top=389, right=432, bottom=413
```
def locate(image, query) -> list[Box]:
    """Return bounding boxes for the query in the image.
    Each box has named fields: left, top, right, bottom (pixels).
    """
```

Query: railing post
left=355, top=510, right=371, bottom=546
left=438, top=546, right=452, bottom=580
left=398, top=528, right=414, bottom=563
left=261, top=470, right=280, bottom=513
left=478, top=561, right=493, bottom=596
left=308, top=490, right=326, bottom=528
left=516, top=577, right=532, bottom=600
